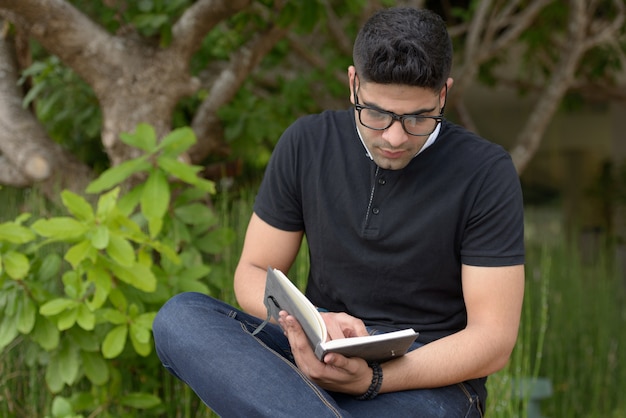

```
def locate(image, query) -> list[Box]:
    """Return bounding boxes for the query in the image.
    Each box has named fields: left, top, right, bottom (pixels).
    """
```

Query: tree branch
left=0, top=29, right=51, bottom=182
left=170, top=0, right=252, bottom=60
left=583, top=0, right=625, bottom=49
left=287, top=33, right=346, bottom=86
left=485, top=0, right=554, bottom=59
left=0, top=0, right=121, bottom=86
left=510, top=0, right=589, bottom=173
left=0, top=26, right=92, bottom=193
left=320, top=0, right=352, bottom=57
left=189, top=23, right=290, bottom=162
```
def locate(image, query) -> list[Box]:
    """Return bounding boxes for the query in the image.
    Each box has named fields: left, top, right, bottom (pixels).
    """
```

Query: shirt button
left=378, top=178, right=386, bottom=185
left=372, top=207, right=380, bottom=215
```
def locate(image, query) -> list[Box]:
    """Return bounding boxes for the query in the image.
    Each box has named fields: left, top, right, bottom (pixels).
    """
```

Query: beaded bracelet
left=355, top=362, right=383, bottom=400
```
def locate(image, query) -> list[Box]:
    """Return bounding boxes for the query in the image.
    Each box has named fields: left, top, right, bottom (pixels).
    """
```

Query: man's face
left=348, top=67, right=449, bottom=171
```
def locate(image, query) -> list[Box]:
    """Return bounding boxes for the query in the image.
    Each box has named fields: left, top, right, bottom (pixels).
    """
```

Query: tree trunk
left=0, top=0, right=276, bottom=193
left=0, top=24, right=92, bottom=196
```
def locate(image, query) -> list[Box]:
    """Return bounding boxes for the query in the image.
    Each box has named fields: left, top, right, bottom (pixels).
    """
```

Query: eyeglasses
left=353, top=76, right=445, bottom=137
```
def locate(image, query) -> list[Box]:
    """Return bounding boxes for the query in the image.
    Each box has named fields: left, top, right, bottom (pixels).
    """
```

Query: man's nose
left=382, top=119, right=409, bottom=147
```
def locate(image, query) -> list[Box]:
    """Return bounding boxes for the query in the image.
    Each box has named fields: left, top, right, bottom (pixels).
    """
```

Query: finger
left=324, top=352, right=362, bottom=374
left=283, top=315, right=315, bottom=354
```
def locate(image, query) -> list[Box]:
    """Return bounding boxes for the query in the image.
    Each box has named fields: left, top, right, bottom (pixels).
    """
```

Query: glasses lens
left=359, top=108, right=392, bottom=130
left=402, top=116, right=438, bottom=136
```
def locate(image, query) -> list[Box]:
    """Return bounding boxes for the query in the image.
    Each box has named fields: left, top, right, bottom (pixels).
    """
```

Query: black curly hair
left=353, top=8, right=452, bottom=92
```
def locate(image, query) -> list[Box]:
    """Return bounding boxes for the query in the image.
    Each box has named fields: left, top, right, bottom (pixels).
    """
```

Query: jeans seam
left=241, top=321, right=345, bottom=418
left=457, top=382, right=484, bottom=418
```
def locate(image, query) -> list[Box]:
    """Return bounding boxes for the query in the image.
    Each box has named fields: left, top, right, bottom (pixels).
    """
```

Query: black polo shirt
left=254, top=109, right=524, bottom=343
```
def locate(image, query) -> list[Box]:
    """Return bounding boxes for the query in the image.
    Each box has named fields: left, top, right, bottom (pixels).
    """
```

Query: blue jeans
left=153, top=292, right=485, bottom=417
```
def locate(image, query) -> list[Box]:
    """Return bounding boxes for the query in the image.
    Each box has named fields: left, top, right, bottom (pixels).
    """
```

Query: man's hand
left=279, top=311, right=373, bottom=395
left=319, top=311, right=370, bottom=341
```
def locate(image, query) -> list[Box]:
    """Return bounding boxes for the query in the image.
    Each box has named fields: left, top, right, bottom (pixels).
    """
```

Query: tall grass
left=486, top=206, right=626, bottom=417
left=2, top=187, right=626, bottom=417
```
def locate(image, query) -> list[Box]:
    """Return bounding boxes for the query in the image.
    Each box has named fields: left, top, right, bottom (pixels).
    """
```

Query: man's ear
left=440, top=77, right=453, bottom=111
left=443, top=77, right=453, bottom=99
left=348, top=66, right=357, bottom=105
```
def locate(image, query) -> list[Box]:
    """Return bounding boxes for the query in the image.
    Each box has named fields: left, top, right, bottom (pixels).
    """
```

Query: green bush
left=0, top=124, right=233, bottom=417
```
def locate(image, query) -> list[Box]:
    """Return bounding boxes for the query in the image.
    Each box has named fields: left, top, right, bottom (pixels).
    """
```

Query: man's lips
left=380, top=148, right=407, bottom=159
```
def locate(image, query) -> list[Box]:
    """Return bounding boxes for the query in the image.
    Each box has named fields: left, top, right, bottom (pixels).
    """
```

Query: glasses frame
left=352, top=75, right=446, bottom=137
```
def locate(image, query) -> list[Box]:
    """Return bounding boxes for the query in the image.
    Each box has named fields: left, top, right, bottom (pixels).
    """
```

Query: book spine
left=314, top=344, right=327, bottom=361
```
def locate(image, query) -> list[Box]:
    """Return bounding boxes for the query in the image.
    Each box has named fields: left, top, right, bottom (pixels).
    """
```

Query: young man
left=154, top=7, right=524, bottom=417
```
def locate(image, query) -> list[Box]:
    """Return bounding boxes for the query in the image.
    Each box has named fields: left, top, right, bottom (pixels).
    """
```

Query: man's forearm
left=234, top=263, right=271, bottom=320
left=380, top=326, right=515, bottom=393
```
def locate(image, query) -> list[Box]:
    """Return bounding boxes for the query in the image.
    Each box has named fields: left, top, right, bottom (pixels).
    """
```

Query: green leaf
left=68, top=391, right=97, bottom=413
left=89, top=225, right=110, bottom=249
left=100, top=308, right=127, bottom=325
left=158, top=126, right=196, bottom=156
left=51, top=396, right=73, bottom=417
left=14, top=212, right=31, bottom=224
left=61, top=190, right=94, bottom=221
left=57, top=307, right=78, bottom=331
left=40, top=298, right=77, bottom=316
left=45, top=354, right=65, bottom=393
left=130, top=322, right=151, bottom=344
left=58, top=343, right=80, bottom=385
left=106, top=233, right=135, bottom=267
left=151, top=240, right=181, bottom=264
left=134, top=312, right=157, bottom=329
left=38, top=253, right=62, bottom=281
left=179, top=264, right=211, bottom=282
left=76, top=304, right=95, bottom=331
left=96, top=187, right=120, bottom=220
left=32, top=218, right=87, bottom=240
left=119, top=123, right=157, bottom=151
left=117, top=183, right=143, bottom=216
left=129, top=323, right=152, bottom=356
left=195, top=227, right=236, bottom=255
left=64, top=240, right=96, bottom=269
left=62, top=270, right=83, bottom=300
left=119, top=392, right=161, bottom=409
left=86, top=267, right=111, bottom=310
left=108, top=288, right=128, bottom=312
left=0, top=315, right=18, bottom=350
left=31, top=316, right=60, bottom=350
left=179, top=279, right=210, bottom=294
left=173, top=202, right=215, bottom=225
left=86, top=159, right=151, bottom=194
left=3, top=251, right=30, bottom=279
left=0, top=222, right=36, bottom=243
left=17, top=296, right=37, bottom=334
left=147, top=216, right=163, bottom=238
left=141, top=169, right=170, bottom=222
left=109, top=263, right=157, bottom=292
left=194, top=177, right=216, bottom=193
left=81, top=350, right=109, bottom=386
left=102, top=324, right=128, bottom=359
left=69, top=327, right=100, bottom=351
left=156, top=156, right=202, bottom=184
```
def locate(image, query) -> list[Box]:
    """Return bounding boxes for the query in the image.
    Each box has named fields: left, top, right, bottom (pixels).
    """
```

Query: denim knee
left=153, top=293, right=210, bottom=355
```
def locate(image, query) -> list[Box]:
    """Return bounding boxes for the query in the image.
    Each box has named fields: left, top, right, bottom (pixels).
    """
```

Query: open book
left=254, top=267, right=418, bottom=363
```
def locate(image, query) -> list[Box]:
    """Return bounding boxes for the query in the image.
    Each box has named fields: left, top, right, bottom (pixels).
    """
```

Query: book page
left=270, top=269, right=327, bottom=343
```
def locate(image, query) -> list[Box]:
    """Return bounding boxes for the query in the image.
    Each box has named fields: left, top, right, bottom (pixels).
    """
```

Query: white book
left=256, top=267, right=418, bottom=362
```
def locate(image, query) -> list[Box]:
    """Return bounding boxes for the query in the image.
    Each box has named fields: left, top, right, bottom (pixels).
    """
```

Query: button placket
left=373, top=176, right=385, bottom=214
